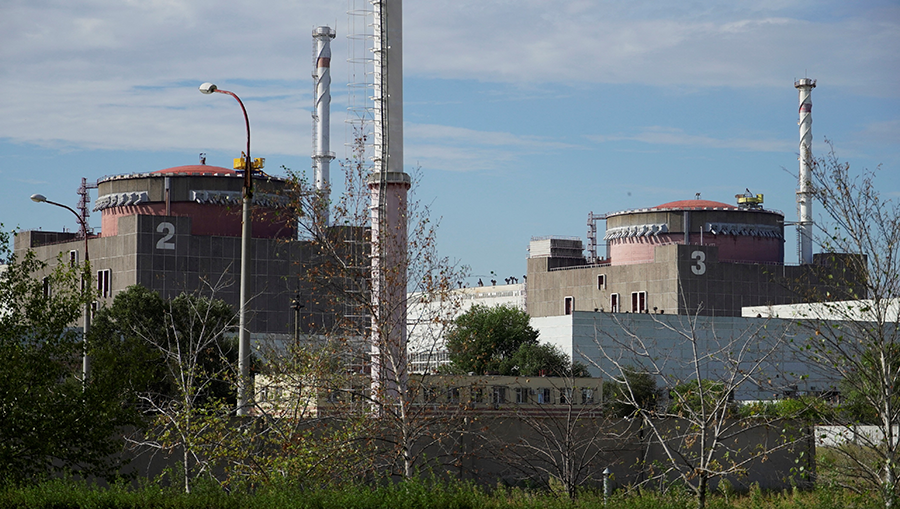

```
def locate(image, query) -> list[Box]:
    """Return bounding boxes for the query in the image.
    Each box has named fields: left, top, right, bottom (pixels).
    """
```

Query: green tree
left=589, top=311, right=803, bottom=509
left=669, top=379, right=733, bottom=416
left=90, top=285, right=238, bottom=407
left=503, top=342, right=590, bottom=378
left=794, top=144, right=900, bottom=507
left=90, top=283, right=238, bottom=493
left=0, top=228, right=136, bottom=483
left=602, top=367, right=660, bottom=417
left=276, top=134, right=471, bottom=481
left=445, top=304, right=540, bottom=375
left=834, top=346, right=900, bottom=425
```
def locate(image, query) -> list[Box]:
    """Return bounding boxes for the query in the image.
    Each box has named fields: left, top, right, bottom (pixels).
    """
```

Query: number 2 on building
left=156, top=222, right=176, bottom=250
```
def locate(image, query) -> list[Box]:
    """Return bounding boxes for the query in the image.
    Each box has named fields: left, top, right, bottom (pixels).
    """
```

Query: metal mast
left=368, top=0, right=410, bottom=408
left=795, top=78, right=816, bottom=265
left=312, top=26, right=336, bottom=225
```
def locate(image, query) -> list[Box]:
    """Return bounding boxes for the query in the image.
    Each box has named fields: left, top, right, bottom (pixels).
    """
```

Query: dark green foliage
left=90, top=285, right=238, bottom=406
left=738, top=396, right=836, bottom=422
left=446, top=304, right=539, bottom=375
left=445, top=304, right=585, bottom=377
left=603, top=367, right=660, bottom=417
left=0, top=478, right=885, bottom=509
left=502, top=342, right=591, bottom=378
left=89, top=285, right=168, bottom=406
left=835, top=346, right=900, bottom=424
left=669, top=379, right=733, bottom=416
left=0, top=228, right=135, bottom=483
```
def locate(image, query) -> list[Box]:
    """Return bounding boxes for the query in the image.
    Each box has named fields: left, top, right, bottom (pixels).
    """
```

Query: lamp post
left=290, top=293, right=304, bottom=345
left=30, top=193, right=92, bottom=386
left=199, top=82, right=253, bottom=415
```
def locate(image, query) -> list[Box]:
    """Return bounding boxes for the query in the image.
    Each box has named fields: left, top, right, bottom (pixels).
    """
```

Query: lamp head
left=199, top=82, right=218, bottom=94
left=30, top=194, right=47, bottom=203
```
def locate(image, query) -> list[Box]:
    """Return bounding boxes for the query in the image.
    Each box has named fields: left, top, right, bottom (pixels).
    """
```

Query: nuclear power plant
left=14, top=0, right=856, bottom=401
left=526, top=75, right=855, bottom=320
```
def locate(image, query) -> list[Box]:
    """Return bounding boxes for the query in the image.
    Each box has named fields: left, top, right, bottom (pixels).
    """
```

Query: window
left=446, top=387, right=460, bottom=404
left=559, top=388, right=573, bottom=405
left=515, top=387, right=528, bottom=404
left=631, top=291, right=647, bottom=313
left=597, top=274, right=606, bottom=290
left=42, top=276, right=51, bottom=298
left=537, top=388, right=552, bottom=404
left=581, top=388, right=594, bottom=405
left=492, top=386, right=506, bottom=405
left=610, top=293, right=620, bottom=313
left=97, top=269, right=111, bottom=299
left=69, top=250, right=78, bottom=267
left=564, top=296, right=574, bottom=315
left=471, top=387, right=484, bottom=404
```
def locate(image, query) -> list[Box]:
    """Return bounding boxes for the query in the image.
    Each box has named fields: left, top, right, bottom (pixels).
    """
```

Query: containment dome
left=604, top=199, right=784, bottom=265
left=94, top=164, right=294, bottom=239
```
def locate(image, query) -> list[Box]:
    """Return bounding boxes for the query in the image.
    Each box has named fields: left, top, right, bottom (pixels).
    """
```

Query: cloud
left=405, top=122, right=580, bottom=172
left=853, top=120, right=900, bottom=147
left=405, top=1, right=899, bottom=93
left=0, top=0, right=896, bottom=155
left=588, top=127, right=793, bottom=152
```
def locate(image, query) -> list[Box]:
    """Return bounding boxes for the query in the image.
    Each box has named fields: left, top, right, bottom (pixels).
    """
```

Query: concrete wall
left=119, top=415, right=812, bottom=492
left=535, top=311, right=836, bottom=400
left=527, top=243, right=860, bottom=318
left=14, top=214, right=309, bottom=336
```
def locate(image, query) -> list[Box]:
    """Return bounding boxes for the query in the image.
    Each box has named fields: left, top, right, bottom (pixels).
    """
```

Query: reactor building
left=527, top=195, right=859, bottom=319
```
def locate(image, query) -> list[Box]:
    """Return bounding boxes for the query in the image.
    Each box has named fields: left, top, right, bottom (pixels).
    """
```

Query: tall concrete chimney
left=795, top=78, right=816, bottom=265
left=368, top=0, right=410, bottom=407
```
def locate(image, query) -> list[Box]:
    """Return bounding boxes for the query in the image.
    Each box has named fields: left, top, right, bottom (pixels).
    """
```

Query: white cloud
left=0, top=0, right=896, bottom=156
left=405, top=122, right=580, bottom=172
left=405, top=1, right=899, bottom=92
left=588, top=127, right=793, bottom=152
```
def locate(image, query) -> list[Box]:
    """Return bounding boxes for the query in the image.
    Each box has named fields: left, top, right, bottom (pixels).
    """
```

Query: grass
left=0, top=478, right=886, bottom=509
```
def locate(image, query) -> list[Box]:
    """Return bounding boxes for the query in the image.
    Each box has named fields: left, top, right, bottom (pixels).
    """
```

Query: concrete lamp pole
left=30, top=193, right=92, bottom=386
left=198, top=82, right=253, bottom=416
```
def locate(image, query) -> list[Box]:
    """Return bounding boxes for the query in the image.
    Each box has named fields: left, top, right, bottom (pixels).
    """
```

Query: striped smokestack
left=795, top=78, right=816, bottom=264
left=312, top=26, right=336, bottom=225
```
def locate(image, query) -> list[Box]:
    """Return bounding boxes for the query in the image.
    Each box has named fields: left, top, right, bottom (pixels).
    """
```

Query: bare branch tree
left=790, top=142, right=900, bottom=508
left=275, top=130, right=470, bottom=480
left=586, top=309, right=809, bottom=509
left=486, top=375, right=631, bottom=498
left=122, top=275, right=239, bottom=493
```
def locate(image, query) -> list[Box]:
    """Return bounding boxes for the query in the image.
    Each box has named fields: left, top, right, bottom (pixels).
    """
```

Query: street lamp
left=199, top=82, right=253, bottom=415
left=290, top=293, right=304, bottom=345
left=30, top=193, right=92, bottom=385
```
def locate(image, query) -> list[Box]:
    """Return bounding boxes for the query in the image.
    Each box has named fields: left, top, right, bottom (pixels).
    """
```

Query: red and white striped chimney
left=795, top=77, right=816, bottom=265
left=312, top=26, right=336, bottom=225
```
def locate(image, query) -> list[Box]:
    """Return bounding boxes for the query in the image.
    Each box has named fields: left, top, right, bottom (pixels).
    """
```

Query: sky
left=1, top=0, right=898, bottom=284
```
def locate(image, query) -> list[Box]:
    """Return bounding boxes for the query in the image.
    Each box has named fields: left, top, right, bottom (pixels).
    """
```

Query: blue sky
left=2, top=0, right=898, bottom=284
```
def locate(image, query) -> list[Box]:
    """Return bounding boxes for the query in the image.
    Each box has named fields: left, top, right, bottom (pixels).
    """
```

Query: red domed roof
left=152, top=165, right=236, bottom=175
left=654, top=199, right=736, bottom=210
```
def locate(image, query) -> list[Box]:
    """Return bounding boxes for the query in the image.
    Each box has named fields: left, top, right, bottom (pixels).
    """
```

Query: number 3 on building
left=691, top=250, right=706, bottom=275
left=157, top=222, right=176, bottom=250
